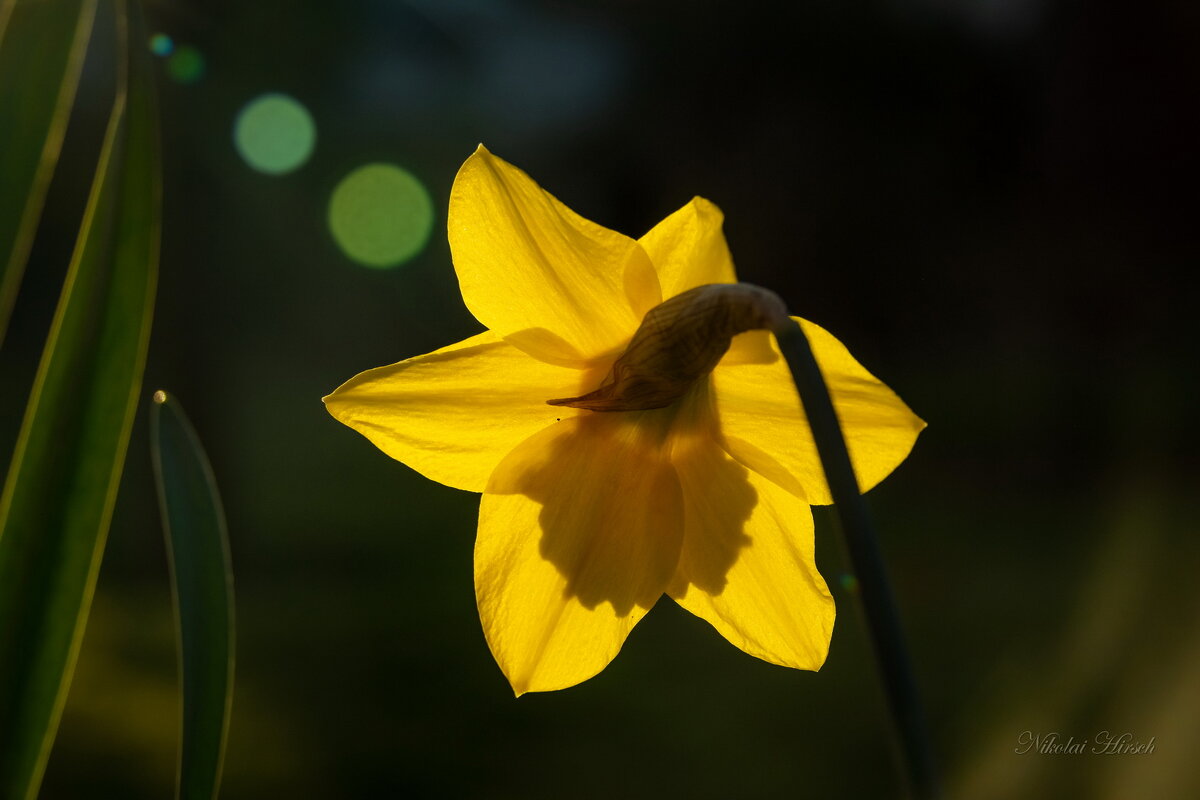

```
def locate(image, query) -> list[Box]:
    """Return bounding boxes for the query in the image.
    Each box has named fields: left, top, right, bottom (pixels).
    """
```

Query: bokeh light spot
left=233, top=94, right=316, bottom=175
left=167, top=45, right=205, bottom=84
left=839, top=572, right=860, bottom=595
left=148, top=33, right=173, bottom=57
left=328, top=164, right=434, bottom=269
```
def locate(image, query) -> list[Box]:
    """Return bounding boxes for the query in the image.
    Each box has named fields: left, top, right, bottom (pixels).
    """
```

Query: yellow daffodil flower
left=324, top=146, right=925, bottom=695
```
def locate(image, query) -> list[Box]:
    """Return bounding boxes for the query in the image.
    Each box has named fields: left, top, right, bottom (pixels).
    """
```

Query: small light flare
left=148, top=33, right=174, bottom=57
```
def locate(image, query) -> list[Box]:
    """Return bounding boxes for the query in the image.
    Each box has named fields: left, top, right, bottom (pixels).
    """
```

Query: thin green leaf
left=0, top=0, right=97, bottom=349
left=0, top=2, right=160, bottom=797
left=0, top=0, right=13, bottom=45
left=151, top=392, right=235, bottom=800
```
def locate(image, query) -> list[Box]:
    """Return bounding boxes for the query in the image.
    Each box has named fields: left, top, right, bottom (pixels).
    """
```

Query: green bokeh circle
left=328, top=164, right=435, bottom=268
left=166, top=45, right=204, bottom=84
left=233, top=94, right=316, bottom=175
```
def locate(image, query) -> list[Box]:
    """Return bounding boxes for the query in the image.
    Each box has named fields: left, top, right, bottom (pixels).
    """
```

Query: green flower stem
left=773, top=320, right=940, bottom=800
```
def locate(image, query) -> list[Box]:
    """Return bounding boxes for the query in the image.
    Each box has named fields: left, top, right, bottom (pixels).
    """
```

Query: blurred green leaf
left=0, top=0, right=96, bottom=349
left=0, top=3, right=159, bottom=797
left=151, top=392, right=235, bottom=800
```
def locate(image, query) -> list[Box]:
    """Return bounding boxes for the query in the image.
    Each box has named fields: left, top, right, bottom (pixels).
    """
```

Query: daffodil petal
left=638, top=196, right=737, bottom=300
left=714, top=317, right=925, bottom=505
left=477, top=413, right=683, bottom=694
left=322, top=331, right=587, bottom=492
left=449, top=146, right=660, bottom=363
left=668, top=440, right=834, bottom=670
left=721, top=329, right=780, bottom=366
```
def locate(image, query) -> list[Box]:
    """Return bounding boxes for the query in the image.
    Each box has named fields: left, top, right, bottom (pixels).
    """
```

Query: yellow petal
left=638, top=196, right=737, bottom=300
left=477, top=412, right=683, bottom=694
left=713, top=317, right=926, bottom=505
left=668, top=438, right=834, bottom=670
left=449, top=146, right=660, bottom=364
left=323, top=331, right=587, bottom=492
left=721, top=328, right=781, bottom=367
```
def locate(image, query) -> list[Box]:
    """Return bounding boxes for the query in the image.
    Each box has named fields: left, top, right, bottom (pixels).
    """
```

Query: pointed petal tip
left=450, top=145, right=651, bottom=360
left=689, top=195, right=724, bottom=220
left=456, top=144, right=494, bottom=183
left=321, top=390, right=348, bottom=418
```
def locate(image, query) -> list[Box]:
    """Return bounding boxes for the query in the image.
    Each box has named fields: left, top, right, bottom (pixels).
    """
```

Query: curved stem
left=773, top=319, right=940, bottom=800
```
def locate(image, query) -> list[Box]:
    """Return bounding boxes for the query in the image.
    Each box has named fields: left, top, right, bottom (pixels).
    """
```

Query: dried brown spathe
left=548, top=283, right=789, bottom=412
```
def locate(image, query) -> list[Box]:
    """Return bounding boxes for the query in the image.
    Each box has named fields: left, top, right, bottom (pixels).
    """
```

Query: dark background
left=2, top=0, right=1196, bottom=797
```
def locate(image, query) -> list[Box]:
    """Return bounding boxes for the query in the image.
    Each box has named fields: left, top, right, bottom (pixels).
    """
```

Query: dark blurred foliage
left=2, top=0, right=1197, bottom=797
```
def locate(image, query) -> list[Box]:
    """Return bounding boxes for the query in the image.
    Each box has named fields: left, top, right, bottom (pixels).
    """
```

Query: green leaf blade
left=0, top=4, right=160, bottom=796
left=151, top=392, right=235, bottom=800
left=0, top=0, right=97, bottom=348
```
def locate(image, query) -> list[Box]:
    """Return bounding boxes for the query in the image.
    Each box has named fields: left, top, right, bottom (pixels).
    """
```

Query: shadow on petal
left=669, top=383, right=833, bottom=669
left=502, top=327, right=589, bottom=368
left=487, top=410, right=684, bottom=616
left=671, top=442, right=757, bottom=596
left=485, top=375, right=763, bottom=619
left=667, top=382, right=758, bottom=597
